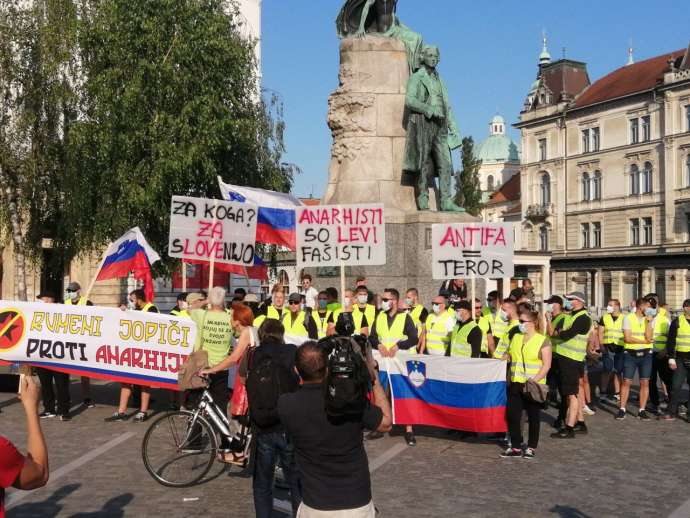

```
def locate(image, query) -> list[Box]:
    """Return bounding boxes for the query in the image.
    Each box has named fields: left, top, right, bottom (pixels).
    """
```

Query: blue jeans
left=253, top=431, right=301, bottom=518
left=623, top=350, right=653, bottom=380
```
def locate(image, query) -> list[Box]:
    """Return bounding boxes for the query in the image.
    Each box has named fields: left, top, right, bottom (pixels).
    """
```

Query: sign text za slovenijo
left=296, top=204, right=386, bottom=267
left=168, top=196, right=258, bottom=266
left=0, top=301, right=197, bottom=390
left=432, top=223, right=515, bottom=280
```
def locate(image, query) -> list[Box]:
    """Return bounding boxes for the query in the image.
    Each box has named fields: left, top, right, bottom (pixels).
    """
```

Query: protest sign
left=296, top=204, right=386, bottom=267
left=0, top=301, right=197, bottom=390
left=168, top=196, right=258, bottom=266
left=431, top=223, right=514, bottom=280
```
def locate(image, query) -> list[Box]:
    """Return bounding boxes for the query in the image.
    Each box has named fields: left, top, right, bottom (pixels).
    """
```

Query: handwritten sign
left=432, top=223, right=514, bottom=280
left=0, top=301, right=198, bottom=390
left=168, top=196, right=258, bottom=266
left=296, top=204, right=386, bottom=267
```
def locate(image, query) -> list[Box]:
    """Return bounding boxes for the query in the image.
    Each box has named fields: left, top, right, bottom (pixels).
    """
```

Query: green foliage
left=455, top=137, right=483, bottom=216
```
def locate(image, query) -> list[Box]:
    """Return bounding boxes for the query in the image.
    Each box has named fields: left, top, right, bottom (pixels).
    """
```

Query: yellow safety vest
left=141, top=303, right=158, bottom=313
left=550, top=313, right=567, bottom=347
left=492, top=313, right=509, bottom=344
left=450, top=321, right=477, bottom=358
left=476, top=315, right=491, bottom=354
left=65, top=297, right=88, bottom=306
left=171, top=309, right=190, bottom=318
left=602, top=313, right=624, bottom=346
left=352, top=304, right=376, bottom=333
left=315, top=311, right=333, bottom=338
left=624, top=313, right=652, bottom=351
left=253, top=305, right=283, bottom=328
left=676, top=315, right=690, bottom=353
left=425, top=312, right=454, bottom=356
left=282, top=311, right=309, bottom=338
left=493, top=320, right=519, bottom=359
left=556, top=311, right=591, bottom=361
left=409, top=305, right=424, bottom=326
left=653, top=315, right=670, bottom=352
left=375, top=312, right=408, bottom=352
left=509, top=333, right=548, bottom=384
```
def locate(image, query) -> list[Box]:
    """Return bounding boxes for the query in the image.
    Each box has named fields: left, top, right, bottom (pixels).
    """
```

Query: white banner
left=168, top=195, right=258, bottom=266
left=296, top=203, right=386, bottom=267
left=432, top=223, right=514, bottom=280
left=0, top=301, right=197, bottom=389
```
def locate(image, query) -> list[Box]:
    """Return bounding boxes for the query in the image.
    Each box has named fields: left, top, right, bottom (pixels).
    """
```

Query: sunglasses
left=474, top=306, right=482, bottom=310
left=289, top=301, right=301, bottom=305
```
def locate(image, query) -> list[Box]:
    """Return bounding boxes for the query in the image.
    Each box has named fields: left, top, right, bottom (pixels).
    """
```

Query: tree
left=0, top=0, right=79, bottom=300
left=455, top=136, right=483, bottom=216
left=62, top=0, right=295, bottom=273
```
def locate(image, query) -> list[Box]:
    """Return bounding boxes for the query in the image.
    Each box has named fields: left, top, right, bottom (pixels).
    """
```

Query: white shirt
left=300, top=286, right=319, bottom=309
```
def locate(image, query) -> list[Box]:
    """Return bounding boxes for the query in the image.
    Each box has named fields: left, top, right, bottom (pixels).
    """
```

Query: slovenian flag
left=378, top=355, right=507, bottom=433
left=218, top=177, right=303, bottom=250
left=97, top=227, right=161, bottom=301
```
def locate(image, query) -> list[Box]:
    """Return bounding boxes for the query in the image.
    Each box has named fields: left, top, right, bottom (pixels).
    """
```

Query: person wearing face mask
left=449, top=301, right=482, bottom=358
left=618, top=297, right=654, bottom=420
left=170, top=292, right=190, bottom=317
left=645, top=294, right=672, bottom=414
left=661, top=299, right=690, bottom=421
left=474, top=298, right=494, bottom=358
left=369, top=288, right=419, bottom=445
left=314, top=291, right=336, bottom=338
left=597, top=299, right=624, bottom=403
left=325, top=287, right=342, bottom=313
left=492, top=300, right=520, bottom=359
left=63, top=281, right=97, bottom=408
left=351, top=285, right=375, bottom=336
left=253, top=284, right=285, bottom=328
left=282, top=293, right=318, bottom=345
left=544, top=296, right=567, bottom=404
left=424, top=295, right=454, bottom=356
left=551, top=292, right=592, bottom=438
left=500, top=309, right=552, bottom=458
left=404, top=289, right=428, bottom=329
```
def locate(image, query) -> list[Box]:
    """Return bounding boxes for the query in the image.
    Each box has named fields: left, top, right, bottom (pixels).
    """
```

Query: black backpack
left=246, top=349, right=298, bottom=429
left=324, top=336, right=371, bottom=418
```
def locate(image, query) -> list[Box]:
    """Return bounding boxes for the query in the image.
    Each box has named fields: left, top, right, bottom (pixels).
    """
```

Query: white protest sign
left=296, top=204, right=386, bottom=267
left=432, top=223, right=514, bottom=280
left=0, top=301, right=197, bottom=389
left=168, top=196, right=258, bottom=266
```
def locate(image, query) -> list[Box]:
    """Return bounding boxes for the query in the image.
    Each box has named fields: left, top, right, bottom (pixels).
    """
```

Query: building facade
left=476, top=114, right=521, bottom=198
left=517, top=42, right=690, bottom=310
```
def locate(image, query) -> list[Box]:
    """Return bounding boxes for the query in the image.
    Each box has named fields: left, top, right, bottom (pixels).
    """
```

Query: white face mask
left=606, top=305, right=615, bottom=314
left=127, top=300, right=136, bottom=310
left=518, top=323, right=528, bottom=334
left=381, top=300, right=392, bottom=312
left=544, top=304, right=553, bottom=313
left=357, top=295, right=368, bottom=305
left=69, top=291, right=79, bottom=301
left=499, top=309, right=508, bottom=321
left=343, top=297, right=351, bottom=308
left=432, top=304, right=441, bottom=315
left=179, top=301, right=189, bottom=310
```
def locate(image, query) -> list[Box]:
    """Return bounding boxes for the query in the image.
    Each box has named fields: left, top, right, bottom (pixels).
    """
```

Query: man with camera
left=278, top=336, right=391, bottom=517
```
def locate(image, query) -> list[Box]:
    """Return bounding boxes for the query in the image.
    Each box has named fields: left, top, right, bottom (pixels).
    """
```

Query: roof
left=573, top=48, right=686, bottom=109
left=477, top=135, right=520, bottom=164
left=541, top=60, right=590, bottom=102
left=299, top=197, right=321, bottom=206
left=486, top=173, right=520, bottom=205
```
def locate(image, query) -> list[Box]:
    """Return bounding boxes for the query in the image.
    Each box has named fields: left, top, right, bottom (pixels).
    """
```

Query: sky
left=261, top=0, right=689, bottom=198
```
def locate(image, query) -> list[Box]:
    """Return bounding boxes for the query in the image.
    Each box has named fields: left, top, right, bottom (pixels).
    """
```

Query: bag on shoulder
left=523, top=379, right=548, bottom=404
left=178, top=350, right=209, bottom=390
left=324, top=336, right=370, bottom=418
left=246, top=349, right=298, bottom=428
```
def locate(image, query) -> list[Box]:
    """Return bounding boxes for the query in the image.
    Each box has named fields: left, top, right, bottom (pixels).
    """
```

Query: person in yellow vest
left=550, top=292, right=592, bottom=439
left=449, top=301, right=482, bottom=358
left=500, top=309, right=552, bottom=458
left=64, top=281, right=97, bottom=409
left=369, top=288, right=419, bottom=446
left=473, top=298, right=493, bottom=358
left=424, top=295, right=455, bottom=356
left=170, top=292, right=190, bottom=318
left=492, top=300, right=520, bottom=359
left=617, top=297, right=654, bottom=421
left=405, top=288, right=428, bottom=353
left=645, top=294, right=672, bottom=414
left=662, top=299, right=690, bottom=421
left=544, top=295, right=568, bottom=406
left=597, top=299, right=624, bottom=403
left=254, top=285, right=285, bottom=327
left=283, top=293, right=318, bottom=345
left=350, top=285, right=375, bottom=336
left=481, top=290, right=499, bottom=318
left=105, top=289, right=159, bottom=423
left=313, top=291, right=336, bottom=338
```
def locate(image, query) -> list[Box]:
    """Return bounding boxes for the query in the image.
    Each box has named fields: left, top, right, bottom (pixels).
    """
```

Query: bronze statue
left=403, top=45, right=464, bottom=212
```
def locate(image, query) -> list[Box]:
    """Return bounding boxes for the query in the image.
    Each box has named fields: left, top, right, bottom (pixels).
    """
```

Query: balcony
left=525, top=203, right=553, bottom=222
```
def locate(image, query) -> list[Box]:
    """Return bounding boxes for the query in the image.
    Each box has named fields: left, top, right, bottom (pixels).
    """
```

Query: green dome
left=477, top=135, right=520, bottom=163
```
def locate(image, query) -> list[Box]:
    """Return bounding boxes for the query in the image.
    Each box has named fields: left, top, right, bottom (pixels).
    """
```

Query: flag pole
left=207, top=200, right=219, bottom=295
left=182, top=260, right=187, bottom=292
left=83, top=245, right=111, bottom=302
left=340, top=260, right=346, bottom=308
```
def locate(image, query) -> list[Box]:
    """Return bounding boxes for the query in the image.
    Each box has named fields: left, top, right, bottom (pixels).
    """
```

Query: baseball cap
left=544, top=295, right=564, bottom=306
left=565, top=292, right=586, bottom=303
left=37, top=291, right=57, bottom=300
left=186, top=293, right=205, bottom=304
left=288, top=292, right=301, bottom=303
left=244, top=293, right=259, bottom=303
left=66, top=282, right=81, bottom=292
left=453, top=300, right=472, bottom=312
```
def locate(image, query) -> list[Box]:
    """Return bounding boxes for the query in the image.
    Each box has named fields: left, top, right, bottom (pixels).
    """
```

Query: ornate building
left=476, top=114, right=520, bottom=198
left=517, top=39, right=690, bottom=309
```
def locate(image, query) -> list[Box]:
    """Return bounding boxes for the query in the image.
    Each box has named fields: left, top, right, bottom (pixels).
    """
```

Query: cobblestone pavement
left=1, top=380, right=689, bottom=518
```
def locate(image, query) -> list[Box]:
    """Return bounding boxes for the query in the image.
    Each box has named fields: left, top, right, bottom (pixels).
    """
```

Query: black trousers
left=507, top=382, right=542, bottom=449
left=37, top=368, right=71, bottom=415
left=650, top=352, right=673, bottom=406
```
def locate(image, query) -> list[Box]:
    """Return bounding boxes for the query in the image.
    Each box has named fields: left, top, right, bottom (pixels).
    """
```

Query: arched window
left=581, top=172, right=590, bottom=201
left=630, top=164, right=640, bottom=195
left=278, top=270, right=290, bottom=293
left=539, top=225, right=549, bottom=251
left=642, top=162, right=653, bottom=194
left=487, top=175, right=495, bottom=191
left=540, top=173, right=551, bottom=206
left=593, top=171, right=602, bottom=200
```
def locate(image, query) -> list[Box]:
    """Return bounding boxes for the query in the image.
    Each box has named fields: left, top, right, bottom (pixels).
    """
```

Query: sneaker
left=132, top=411, right=148, bottom=423
left=613, top=394, right=621, bottom=402
left=550, top=428, right=575, bottom=439
left=83, top=398, right=96, bottom=408
left=679, top=404, right=688, bottom=417
left=582, top=405, right=595, bottom=416
left=39, top=411, right=56, bottom=419
left=365, top=431, right=383, bottom=441
left=615, top=409, right=626, bottom=420
left=638, top=410, right=651, bottom=421
left=523, top=447, right=536, bottom=459
left=104, top=412, right=128, bottom=422
left=659, top=413, right=676, bottom=421
left=572, top=422, right=588, bottom=434
left=59, top=414, right=72, bottom=422
left=500, top=448, right=523, bottom=458
left=404, top=432, right=417, bottom=446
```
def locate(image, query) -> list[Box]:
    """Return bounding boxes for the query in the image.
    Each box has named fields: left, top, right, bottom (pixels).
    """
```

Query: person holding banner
left=449, top=301, right=482, bottom=358
left=501, top=310, right=552, bottom=458
left=369, top=288, right=419, bottom=446
left=63, top=282, right=96, bottom=409
left=424, top=295, right=454, bottom=356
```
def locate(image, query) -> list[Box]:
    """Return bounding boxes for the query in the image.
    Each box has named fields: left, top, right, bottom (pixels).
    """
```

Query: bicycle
left=142, top=386, right=252, bottom=487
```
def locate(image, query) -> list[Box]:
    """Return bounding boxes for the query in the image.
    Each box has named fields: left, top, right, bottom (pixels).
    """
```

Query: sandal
left=216, top=453, right=235, bottom=464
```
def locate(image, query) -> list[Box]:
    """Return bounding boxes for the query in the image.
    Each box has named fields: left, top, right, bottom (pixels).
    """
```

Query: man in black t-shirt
left=278, top=342, right=392, bottom=516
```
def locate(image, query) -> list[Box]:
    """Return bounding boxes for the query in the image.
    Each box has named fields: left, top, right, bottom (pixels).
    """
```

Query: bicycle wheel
left=142, top=410, right=218, bottom=487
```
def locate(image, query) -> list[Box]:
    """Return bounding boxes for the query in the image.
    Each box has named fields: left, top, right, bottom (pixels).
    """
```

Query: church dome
left=477, top=115, right=520, bottom=164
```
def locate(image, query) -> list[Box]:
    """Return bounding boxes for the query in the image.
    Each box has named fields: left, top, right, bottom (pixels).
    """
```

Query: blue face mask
left=645, top=308, right=657, bottom=318
left=318, top=299, right=328, bottom=310
left=564, top=299, right=573, bottom=311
